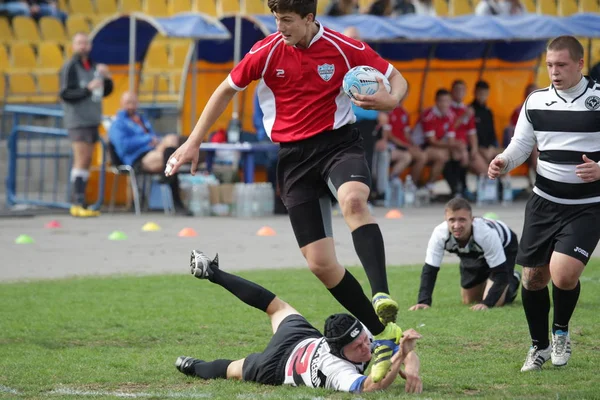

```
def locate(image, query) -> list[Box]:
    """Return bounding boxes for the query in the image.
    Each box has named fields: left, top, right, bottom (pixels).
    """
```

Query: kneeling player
left=175, top=251, right=422, bottom=394
left=409, top=198, right=521, bottom=311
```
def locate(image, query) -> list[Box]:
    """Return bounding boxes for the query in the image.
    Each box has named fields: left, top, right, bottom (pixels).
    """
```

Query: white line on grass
left=0, top=385, right=19, bottom=394
left=49, top=388, right=212, bottom=398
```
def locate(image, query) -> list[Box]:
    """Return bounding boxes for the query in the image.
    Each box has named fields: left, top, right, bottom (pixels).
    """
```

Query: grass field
left=1, top=260, right=599, bottom=400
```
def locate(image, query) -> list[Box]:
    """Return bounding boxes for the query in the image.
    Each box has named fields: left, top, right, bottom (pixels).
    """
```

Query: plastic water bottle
left=189, top=184, right=202, bottom=216
left=91, top=69, right=103, bottom=102
left=476, top=175, right=485, bottom=206
left=404, top=176, right=417, bottom=207
left=501, top=175, right=513, bottom=206
left=227, top=116, right=241, bottom=144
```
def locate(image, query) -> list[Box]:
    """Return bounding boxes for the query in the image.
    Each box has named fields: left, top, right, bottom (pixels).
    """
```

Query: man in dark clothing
left=472, top=80, right=500, bottom=165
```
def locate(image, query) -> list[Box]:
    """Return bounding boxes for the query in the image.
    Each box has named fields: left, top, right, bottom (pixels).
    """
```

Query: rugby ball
left=343, top=66, right=391, bottom=100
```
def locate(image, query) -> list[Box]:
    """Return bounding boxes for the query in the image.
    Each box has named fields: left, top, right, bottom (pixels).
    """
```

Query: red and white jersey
left=227, top=23, right=393, bottom=143
left=282, top=337, right=369, bottom=392
left=415, top=106, right=456, bottom=142
left=450, top=101, right=476, bottom=143
left=389, top=106, right=411, bottom=145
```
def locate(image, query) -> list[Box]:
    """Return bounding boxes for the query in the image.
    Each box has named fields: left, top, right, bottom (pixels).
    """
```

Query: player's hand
left=86, top=79, right=103, bottom=90
left=352, top=77, right=397, bottom=111
left=470, top=303, right=489, bottom=311
left=96, top=64, right=110, bottom=77
left=165, top=139, right=200, bottom=176
left=576, top=154, right=600, bottom=182
left=403, top=372, right=423, bottom=394
left=399, top=329, right=422, bottom=355
left=408, top=304, right=430, bottom=311
left=488, top=156, right=506, bottom=179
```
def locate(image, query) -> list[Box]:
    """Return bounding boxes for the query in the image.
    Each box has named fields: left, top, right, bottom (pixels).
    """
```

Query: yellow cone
left=385, top=209, right=403, bottom=219
left=142, top=222, right=161, bottom=232
left=256, top=226, right=276, bottom=236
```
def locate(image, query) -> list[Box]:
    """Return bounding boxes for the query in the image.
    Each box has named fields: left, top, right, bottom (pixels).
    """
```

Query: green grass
left=1, top=261, right=599, bottom=400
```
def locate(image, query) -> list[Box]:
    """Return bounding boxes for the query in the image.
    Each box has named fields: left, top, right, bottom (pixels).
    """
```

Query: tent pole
left=191, top=40, right=199, bottom=131
left=477, top=42, right=493, bottom=81
left=418, top=43, right=437, bottom=114
left=128, top=14, right=136, bottom=93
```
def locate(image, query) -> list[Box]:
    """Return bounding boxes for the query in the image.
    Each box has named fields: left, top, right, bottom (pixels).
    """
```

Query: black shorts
left=68, top=126, right=99, bottom=144
left=517, top=193, right=600, bottom=267
left=460, top=232, right=518, bottom=289
left=277, top=124, right=371, bottom=248
left=242, top=315, right=321, bottom=386
left=132, top=151, right=150, bottom=173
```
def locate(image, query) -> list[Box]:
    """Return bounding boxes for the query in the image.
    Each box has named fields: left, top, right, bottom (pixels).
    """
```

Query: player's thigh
left=227, top=359, right=245, bottom=380
left=459, top=259, right=489, bottom=303
left=288, top=196, right=333, bottom=249
left=461, top=283, right=486, bottom=304
left=554, top=202, right=600, bottom=268
left=276, top=146, right=325, bottom=210
left=516, top=194, right=560, bottom=268
left=140, top=149, right=164, bottom=173
left=425, top=146, right=449, bottom=163
left=266, top=298, right=301, bottom=334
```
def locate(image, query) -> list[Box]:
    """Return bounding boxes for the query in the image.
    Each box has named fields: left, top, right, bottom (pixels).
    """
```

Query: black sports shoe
left=175, top=356, right=203, bottom=376
left=190, top=251, right=219, bottom=279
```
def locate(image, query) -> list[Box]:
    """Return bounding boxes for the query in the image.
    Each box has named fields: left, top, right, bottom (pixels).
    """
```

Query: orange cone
left=256, top=226, right=276, bottom=236
left=178, top=227, right=198, bottom=237
left=45, top=220, right=61, bottom=229
left=385, top=209, right=403, bottom=219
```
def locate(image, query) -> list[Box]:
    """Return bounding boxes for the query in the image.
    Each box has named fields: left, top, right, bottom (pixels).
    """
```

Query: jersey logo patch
left=317, top=64, right=335, bottom=82
left=585, top=95, right=600, bottom=110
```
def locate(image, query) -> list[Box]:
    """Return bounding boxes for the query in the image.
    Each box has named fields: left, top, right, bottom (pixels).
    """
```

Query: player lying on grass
left=175, top=251, right=422, bottom=394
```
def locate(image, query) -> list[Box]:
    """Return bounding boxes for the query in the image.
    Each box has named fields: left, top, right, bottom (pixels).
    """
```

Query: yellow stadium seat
left=316, top=0, right=327, bottom=15
left=35, top=71, right=60, bottom=98
left=558, top=0, right=577, bottom=15
left=66, top=14, right=91, bottom=37
left=538, top=0, right=558, bottom=15
left=263, top=0, right=271, bottom=14
left=64, top=45, right=73, bottom=59
left=0, top=17, right=13, bottom=44
left=450, top=0, right=473, bottom=16
left=38, top=42, right=64, bottom=72
left=39, top=16, right=68, bottom=43
left=242, top=0, right=264, bottom=14
left=0, top=73, right=5, bottom=102
left=139, top=73, right=172, bottom=103
left=145, top=41, right=170, bottom=71
left=10, top=42, right=37, bottom=71
left=522, top=0, right=536, bottom=13
left=57, top=0, right=68, bottom=12
left=0, top=45, right=9, bottom=71
left=193, top=0, right=217, bottom=15
left=120, top=0, right=142, bottom=13
left=171, top=71, right=183, bottom=92
left=358, top=0, right=370, bottom=10
left=218, top=0, right=239, bottom=15
left=145, top=0, right=169, bottom=16
left=170, top=42, right=189, bottom=67
left=580, top=0, right=599, bottom=12
left=97, top=0, right=119, bottom=15
left=169, top=0, right=191, bottom=14
left=69, top=0, right=95, bottom=14
left=12, top=16, right=41, bottom=43
left=434, top=0, right=449, bottom=16
left=5, top=71, right=37, bottom=103
left=591, top=39, right=600, bottom=65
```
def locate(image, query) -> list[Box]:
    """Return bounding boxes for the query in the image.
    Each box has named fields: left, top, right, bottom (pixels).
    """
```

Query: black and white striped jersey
left=425, top=218, right=514, bottom=269
left=502, top=76, right=600, bottom=205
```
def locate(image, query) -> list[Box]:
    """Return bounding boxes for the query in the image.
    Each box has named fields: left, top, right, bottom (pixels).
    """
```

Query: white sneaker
left=551, top=330, right=572, bottom=366
left=520, top=345, right=551, bottom=372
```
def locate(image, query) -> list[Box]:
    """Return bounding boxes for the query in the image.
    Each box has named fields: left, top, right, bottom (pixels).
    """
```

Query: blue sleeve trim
left=350, top=375, right=367, bottom=393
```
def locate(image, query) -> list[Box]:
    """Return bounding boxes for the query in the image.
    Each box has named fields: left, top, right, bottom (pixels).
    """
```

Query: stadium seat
left=145, top=41, right=170, bottom=71
left=120, top=0, right=143, bottom=13
left=170, top=42, right=189, bottom=68
left=169, top=0, right=191, bottom=14
left=12, top=16, right=41, bottom=44
left=39, top=17, right=68, bottom=44
left=591, top=39, right=600, bottom=65
left=139, top=73, right=174, bottom=103
left=358, top=0, right=371, bottom=9
left=263, top=0, right=271, bottom=13
left=218, top=0, right=239, bottom=15
left=450, top=0, right=473, bottom=16
left=38, top=42, right=64, bottom=72
left=316, top=0, right=328, bottom=15
left=242, top=0, right=264, bottom=14
left=96, top=0, right=119, bottom=16
left=88, top=15, right=106, bottom=29
left=0, top=45, right=9, bottom=72
left=66, top=15, right=91, bottom=37
left=171, top=71, right=183, bottom=93
left=10, top=42, right=37, bottom=72
left=34, top=71, right=60, bottom=101
left=193, top=0, right=217, bottom=15
left=57, top=0, right=67, bottom=12
left=434, top=0, right=449, bottom=16
left=537, top=0, right=558, bottom=15
left=144, top=0, right=169, bottom=16
left=558, top=0, right=577, bottom=15
left=5, top=71, right=37, bottom=103
left=580, top=0, right=599, bottom=12
left=69, top=0, right=95, bottom=14
left=0, top=17, right=13, bottom=44
left=522, top=0, right=536, bottom=13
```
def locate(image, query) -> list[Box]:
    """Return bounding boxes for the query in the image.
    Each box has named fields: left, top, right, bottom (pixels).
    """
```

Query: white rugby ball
left=343, top=66, right=391, bottom=100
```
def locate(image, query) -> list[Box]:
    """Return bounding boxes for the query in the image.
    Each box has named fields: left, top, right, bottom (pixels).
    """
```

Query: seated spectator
left=475, top=0, right=525, bottom=16
left=109, top=91, right=192, bottom=215
left=388, top=87, right=427, bottom=185
left=504, top=83, right=538, bottom=177
left=411, top=0, right=436, bottom=16
left=394, top=0, right=416, bottom=14
left=367, top=0, right=394, bottom=16
left=0, top=0, right=66, bottom=23
left=471, top=80, right=500, bottom=165
left=325, top=0, right=359, bottom=16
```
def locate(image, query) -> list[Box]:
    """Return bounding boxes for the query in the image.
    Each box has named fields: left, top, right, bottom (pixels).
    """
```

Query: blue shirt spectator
left=109, top=109, right=158, bottom=167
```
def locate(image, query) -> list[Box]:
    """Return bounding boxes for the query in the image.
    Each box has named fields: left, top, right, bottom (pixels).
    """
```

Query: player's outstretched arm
left=165, top=80, right=237, bottom=176
left=352, top=68, right=407, bottom=112
left=399, top=350, right=422, bottom=394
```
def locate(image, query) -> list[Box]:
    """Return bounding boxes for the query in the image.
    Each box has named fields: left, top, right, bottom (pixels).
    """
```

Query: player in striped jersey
left=408, top=198, right=520, bottom=311
left=488, top=36, right=600, bottom=372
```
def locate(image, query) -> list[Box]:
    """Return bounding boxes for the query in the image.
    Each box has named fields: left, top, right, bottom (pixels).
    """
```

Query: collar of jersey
left=293, top=21, right=324, bottom=49
left=552, top=75, right=593, bottom=103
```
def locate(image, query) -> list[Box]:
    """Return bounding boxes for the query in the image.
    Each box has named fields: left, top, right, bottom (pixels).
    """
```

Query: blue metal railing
left=4, top=105, right=106, bottom=211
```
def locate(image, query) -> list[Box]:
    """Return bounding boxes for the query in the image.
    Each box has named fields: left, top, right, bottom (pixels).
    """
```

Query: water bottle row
left=384, top=176, right=431, bottom=208
left=231, top=183, right=275, bottom=218
left=477, top=175, right=513, bottom=206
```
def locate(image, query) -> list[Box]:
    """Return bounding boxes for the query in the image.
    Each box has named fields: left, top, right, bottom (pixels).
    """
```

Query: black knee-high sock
left=209, top=268, right=276, bottom=313
left=194, top=359, right=232, bottom=379
left=552, top=281, right=581, bottom=333
left=73, top=177, right=86, bottom=206
left=458, top=166, right=467, bottom=194
left=522, top=286, right=550, bottom=349
left=328, top=269, right=385, bottom=336
left=162, top=147, right=184, bottom=206
left=443, top=161, right=460, bottom=195
left=351, top=223, right=389, bottom=295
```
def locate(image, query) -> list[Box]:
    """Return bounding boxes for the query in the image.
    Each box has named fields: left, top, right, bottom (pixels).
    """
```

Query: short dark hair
left=547, top=35, right=584, bottom=62
left=445, top=197, right=472, bottom=213
left=268, top=0, right=317, bottom=18
left=435, top=88, right=450, bottom=100
left=475, top=80, right=489, bottom=91
left=451, top=79, right=466, bottom=89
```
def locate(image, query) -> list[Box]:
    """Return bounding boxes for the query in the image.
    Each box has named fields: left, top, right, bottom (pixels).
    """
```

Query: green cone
left=108, top=231, right=128, bottom=241
left=15, top=234, right=34, bottom=244
left=483, top=212, right=499, bottom=220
